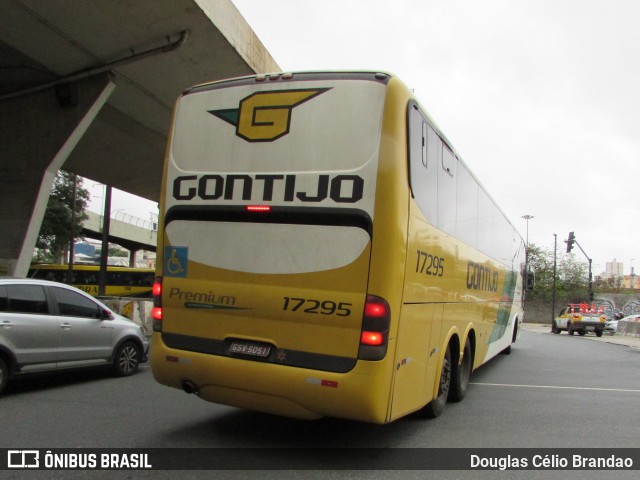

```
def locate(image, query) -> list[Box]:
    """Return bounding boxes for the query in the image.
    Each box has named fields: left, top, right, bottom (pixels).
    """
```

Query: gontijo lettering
left=173, top=174, right=364, bottom=204
left=466, top=261, right=499, bottom=292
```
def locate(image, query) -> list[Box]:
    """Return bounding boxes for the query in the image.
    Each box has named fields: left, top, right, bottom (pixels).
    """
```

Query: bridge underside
left=0, top=0, right=279, bottom=276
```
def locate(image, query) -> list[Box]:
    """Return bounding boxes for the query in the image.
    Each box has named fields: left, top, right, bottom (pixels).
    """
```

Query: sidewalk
left=521, top=323, right=640, bottom=349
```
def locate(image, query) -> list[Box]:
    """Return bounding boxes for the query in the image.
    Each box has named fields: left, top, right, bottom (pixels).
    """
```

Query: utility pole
left=552, top=234, right=557, bottom=328
left=522, top=214, right=534, bottom=270
left=67, top=173, right=78, bottom=284
left=98, top=186, right=112, bottom=297
left=565, top=232, right=593, bottom=301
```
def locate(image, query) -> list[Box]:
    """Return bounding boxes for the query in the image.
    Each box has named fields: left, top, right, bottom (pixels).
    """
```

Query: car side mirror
left=101, top=309, right=114, bottom=320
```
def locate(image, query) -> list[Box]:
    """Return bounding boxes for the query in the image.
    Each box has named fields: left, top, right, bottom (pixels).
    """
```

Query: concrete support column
left=129, top=249, right=139, bottom=268
left=0, top=73, right=115, bottom=277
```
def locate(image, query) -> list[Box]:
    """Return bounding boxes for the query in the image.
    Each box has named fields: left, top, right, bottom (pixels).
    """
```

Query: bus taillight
left=152, top=280, right=162, bottom=297
left=245, top=205, right=272, bottom=213
left=152, top=277, right=163, bottom=332
left=358, top=295, right=390, bottom=360
left=361, top=331, right=384, bottom=346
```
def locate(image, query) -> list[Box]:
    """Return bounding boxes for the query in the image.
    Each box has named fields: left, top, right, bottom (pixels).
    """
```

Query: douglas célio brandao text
left=470, top=453, right=634, bottom=470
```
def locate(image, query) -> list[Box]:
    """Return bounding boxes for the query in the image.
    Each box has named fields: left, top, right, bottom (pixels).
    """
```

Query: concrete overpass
left=83, top=210, right=157, bottom=253
left=0, top=0, right=280, bottom=276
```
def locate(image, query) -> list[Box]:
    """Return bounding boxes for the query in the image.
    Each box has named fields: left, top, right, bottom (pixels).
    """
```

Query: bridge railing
left=112, top=211, right=158, bottom=231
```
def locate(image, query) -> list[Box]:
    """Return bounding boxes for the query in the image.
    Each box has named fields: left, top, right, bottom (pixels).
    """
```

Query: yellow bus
left=151, top=71, right=528, bottom=423
left=28, top=264, right=155, bottom=297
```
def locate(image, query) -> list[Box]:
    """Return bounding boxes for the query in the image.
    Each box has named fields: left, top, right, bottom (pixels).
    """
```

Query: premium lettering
left=169, top=287, right=236, bottom=306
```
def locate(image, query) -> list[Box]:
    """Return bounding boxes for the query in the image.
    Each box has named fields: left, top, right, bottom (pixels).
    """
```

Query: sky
left=227, top=0, right=640, bottom=275
left=91, top=0, right=639, bottom=275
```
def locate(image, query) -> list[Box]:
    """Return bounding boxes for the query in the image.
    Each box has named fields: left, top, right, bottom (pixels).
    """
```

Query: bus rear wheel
left=449, top=337, right=471, bottom=402
left=421, top=344, right=451, bottom=418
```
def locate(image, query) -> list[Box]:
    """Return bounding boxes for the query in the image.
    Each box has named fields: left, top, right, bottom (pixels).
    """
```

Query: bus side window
left=421, top=121, right=428, bottom=167
left=408, top=104, right=437, bottom=224
left=437, top=143, right=456, bottom=235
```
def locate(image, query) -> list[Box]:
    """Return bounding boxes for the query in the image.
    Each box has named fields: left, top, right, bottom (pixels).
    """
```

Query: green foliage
left=527, top=242, right=589, bottom=302
left=35, top=171, right=90, bottom=263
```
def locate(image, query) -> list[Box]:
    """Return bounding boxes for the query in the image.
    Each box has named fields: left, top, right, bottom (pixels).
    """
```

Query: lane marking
left=470, top=382, right=640, bottom=393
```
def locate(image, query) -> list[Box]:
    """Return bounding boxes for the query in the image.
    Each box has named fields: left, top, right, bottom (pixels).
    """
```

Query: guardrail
left=618, top=320, right=640, bottom=337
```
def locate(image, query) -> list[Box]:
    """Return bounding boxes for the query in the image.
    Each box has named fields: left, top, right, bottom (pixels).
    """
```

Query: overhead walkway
left=82, top=210, right=157, bottom=253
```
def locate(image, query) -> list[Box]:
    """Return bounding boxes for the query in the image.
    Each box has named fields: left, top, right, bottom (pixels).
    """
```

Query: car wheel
left=421, top=344, right=451, bottom=418
left=567, top=322, right=574, bottom=335
left=551, top=322, right=560, bottom=334
left=0, top=357, right=8, bottom=395
left=449, top=337, right=471, bottom=402
left=113, top=341, right=141, bottom=376
left=595, top=330, right=603, bottom=338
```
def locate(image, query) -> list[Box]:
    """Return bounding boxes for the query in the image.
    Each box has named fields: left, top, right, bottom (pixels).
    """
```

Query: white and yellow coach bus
left=151, top=71, right=528, bottom=424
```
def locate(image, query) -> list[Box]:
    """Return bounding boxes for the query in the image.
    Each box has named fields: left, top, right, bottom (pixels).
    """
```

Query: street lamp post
left=521, top=214, right=534, bottom=249
left=521, top=215, right=534, bottom=272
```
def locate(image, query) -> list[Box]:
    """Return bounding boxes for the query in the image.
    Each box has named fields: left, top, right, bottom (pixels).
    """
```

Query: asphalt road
left=1, top=327, right=639, bottom=479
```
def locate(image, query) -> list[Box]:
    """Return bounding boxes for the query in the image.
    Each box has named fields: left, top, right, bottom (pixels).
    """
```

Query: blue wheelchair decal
left=165, top=247, right=188, bottom=277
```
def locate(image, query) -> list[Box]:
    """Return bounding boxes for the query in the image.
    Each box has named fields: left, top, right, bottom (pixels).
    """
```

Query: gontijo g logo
left=209, top=88, right=330, bottom=142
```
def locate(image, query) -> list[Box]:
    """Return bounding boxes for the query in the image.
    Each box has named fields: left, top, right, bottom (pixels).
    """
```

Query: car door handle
left=1, top=321, right=12, bottom=328
left=60, top=322, right=72, bottom=330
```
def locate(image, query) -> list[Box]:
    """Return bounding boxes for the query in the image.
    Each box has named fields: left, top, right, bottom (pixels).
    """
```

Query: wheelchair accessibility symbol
left=165, top=247, right=188, bottom=277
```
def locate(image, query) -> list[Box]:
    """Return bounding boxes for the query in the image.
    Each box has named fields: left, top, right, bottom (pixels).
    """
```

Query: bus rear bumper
left=151, top=334, right=394, bottom=423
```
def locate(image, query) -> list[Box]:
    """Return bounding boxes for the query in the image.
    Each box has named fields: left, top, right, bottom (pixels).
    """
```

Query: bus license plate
left=229, top=341, right=271, bottom=358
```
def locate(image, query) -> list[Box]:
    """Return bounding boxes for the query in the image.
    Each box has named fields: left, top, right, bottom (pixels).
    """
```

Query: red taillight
left=245, top=205, right=272, bottom=213
left=152, top=277, right=163, bottom=332
left=361, top=331, right=384, bottom=346
left=359, top=295, right=391, bottom=360
left=364, top=300, right=388, bottom=318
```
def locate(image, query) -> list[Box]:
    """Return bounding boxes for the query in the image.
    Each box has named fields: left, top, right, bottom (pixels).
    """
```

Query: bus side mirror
left=526, top=271, right=535, bottom=291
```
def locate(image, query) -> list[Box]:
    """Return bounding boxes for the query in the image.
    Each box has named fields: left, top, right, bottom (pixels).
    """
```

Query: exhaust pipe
left=181, top=379, right=199, bottom=395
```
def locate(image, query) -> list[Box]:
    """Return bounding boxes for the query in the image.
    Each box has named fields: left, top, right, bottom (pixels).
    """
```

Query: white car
left=605, top=314, right=640, bottom=334
left=0, top=278, right=149, bottom=395
left=604, top=319, right=618, bottom=334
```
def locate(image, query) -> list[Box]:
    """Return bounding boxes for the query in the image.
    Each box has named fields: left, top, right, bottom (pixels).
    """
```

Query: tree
left=35, top=171, right=90, bottom=263
left=527, top=242, right=589, bottom=302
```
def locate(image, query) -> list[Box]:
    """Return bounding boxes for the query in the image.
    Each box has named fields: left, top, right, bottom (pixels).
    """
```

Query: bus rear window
left=165, top=221, right=370, bottom=274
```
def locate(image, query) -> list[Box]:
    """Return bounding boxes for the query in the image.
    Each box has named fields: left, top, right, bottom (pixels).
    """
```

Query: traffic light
left=566, top=231, right=575, bottom=253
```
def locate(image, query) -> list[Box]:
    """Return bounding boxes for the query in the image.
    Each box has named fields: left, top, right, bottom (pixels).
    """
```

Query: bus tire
left=449, top=337, right=471, bottom=402
left=422, top=344, right=451, bottom=418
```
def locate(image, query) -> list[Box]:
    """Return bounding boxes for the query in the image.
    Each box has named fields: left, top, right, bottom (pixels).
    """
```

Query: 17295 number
left=416, top=250, right=445, bottom=277
left=282, top=297, right=352, bottom=316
